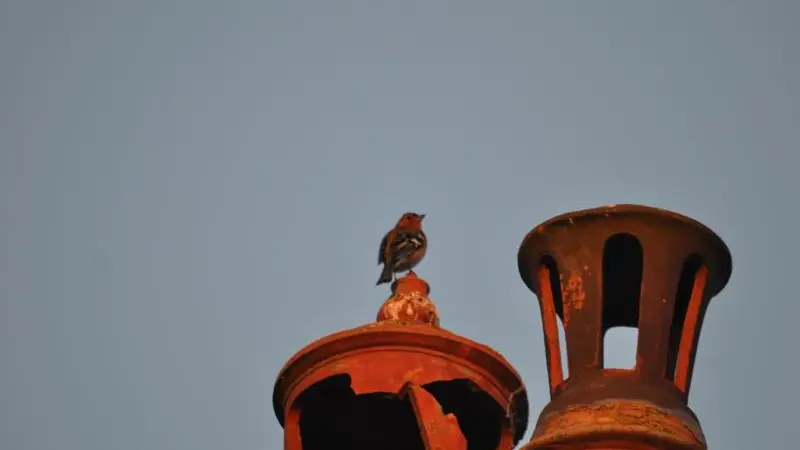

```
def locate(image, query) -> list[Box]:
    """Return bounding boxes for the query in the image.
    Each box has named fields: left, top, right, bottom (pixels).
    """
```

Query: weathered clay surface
left=518, top=205, right=732, bottom=450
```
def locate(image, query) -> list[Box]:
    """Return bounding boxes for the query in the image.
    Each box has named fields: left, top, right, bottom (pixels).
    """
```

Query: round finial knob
left=376, top=272, right=439, bottom=327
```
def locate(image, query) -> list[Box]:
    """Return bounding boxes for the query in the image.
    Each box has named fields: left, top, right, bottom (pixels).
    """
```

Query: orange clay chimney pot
left=272, top=204, right=732, bottom=450
left=273, top=271, right=528, bottom=450
left=518, top=204, right=732, bottom=450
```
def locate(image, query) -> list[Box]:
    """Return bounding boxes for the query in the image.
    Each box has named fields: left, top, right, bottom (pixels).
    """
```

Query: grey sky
left=1, top=2, right=797, bottom=449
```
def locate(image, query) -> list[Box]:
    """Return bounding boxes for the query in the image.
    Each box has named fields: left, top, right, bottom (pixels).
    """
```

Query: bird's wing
left=390, top=230, right=426, bottom=265
left=378, top=232, right=390, bottom=265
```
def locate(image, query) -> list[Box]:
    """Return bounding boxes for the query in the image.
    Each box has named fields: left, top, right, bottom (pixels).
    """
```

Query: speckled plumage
left=377, top=212, right=427, bottom=285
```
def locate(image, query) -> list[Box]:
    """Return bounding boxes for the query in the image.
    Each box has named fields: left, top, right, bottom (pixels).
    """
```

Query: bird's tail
left=376, top=264, right=393, bottom=285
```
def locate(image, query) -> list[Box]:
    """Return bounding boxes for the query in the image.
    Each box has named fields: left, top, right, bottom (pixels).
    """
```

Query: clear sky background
left=1, top=2, right=797, bottom=449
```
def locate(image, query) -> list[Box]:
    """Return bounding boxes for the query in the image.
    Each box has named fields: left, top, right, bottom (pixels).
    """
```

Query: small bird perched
left=377, top=212, right=427, bottom=286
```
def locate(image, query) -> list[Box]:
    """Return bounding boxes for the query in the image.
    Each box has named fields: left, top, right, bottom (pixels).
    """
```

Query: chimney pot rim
left=272, top=322, right=529, bottom=442
left=518, top=203, right=732, bottom=297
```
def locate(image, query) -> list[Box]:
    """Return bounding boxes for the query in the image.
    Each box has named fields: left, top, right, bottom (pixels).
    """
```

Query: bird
left=376, top=212, right=427, bottom=286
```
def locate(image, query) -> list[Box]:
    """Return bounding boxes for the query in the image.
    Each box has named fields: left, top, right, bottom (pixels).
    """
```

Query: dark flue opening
left=667, top=254, right=704, bottom=381
left=298, top=375, right=424, bottom=450
left=541, top=255, right=569, bottom=378
left=601, top=233, right=643, bottom=331
left=540, top=255, right=564, bottom=320
left=425, top=379, right=507, bottom=450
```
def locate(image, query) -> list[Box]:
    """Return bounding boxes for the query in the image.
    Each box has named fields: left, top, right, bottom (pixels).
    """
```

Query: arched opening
left=601, top=233, right=643, bottom=368
left=539, top=255, right=568, bottom=385
left=556, top=316, right=569, bottom=379
left=603, top=327, right=638, bottom=369
left=541, top=255, right=564, bottom=319
left=667, top=254, right=705, bottom=381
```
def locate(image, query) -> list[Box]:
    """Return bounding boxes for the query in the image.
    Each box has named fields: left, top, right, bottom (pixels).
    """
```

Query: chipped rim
left=272, top=321, right=529, bottom=442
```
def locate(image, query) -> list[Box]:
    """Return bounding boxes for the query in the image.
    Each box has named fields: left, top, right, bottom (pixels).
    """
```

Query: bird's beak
left=418, top=214, right=426, bottom=221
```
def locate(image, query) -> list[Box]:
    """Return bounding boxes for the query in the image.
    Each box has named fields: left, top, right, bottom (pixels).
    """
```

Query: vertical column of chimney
left=517, top=205, right=732, bottom=450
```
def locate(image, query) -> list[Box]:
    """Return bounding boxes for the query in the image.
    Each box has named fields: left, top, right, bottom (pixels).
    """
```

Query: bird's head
left=396, top=212, right=426, bottom=229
